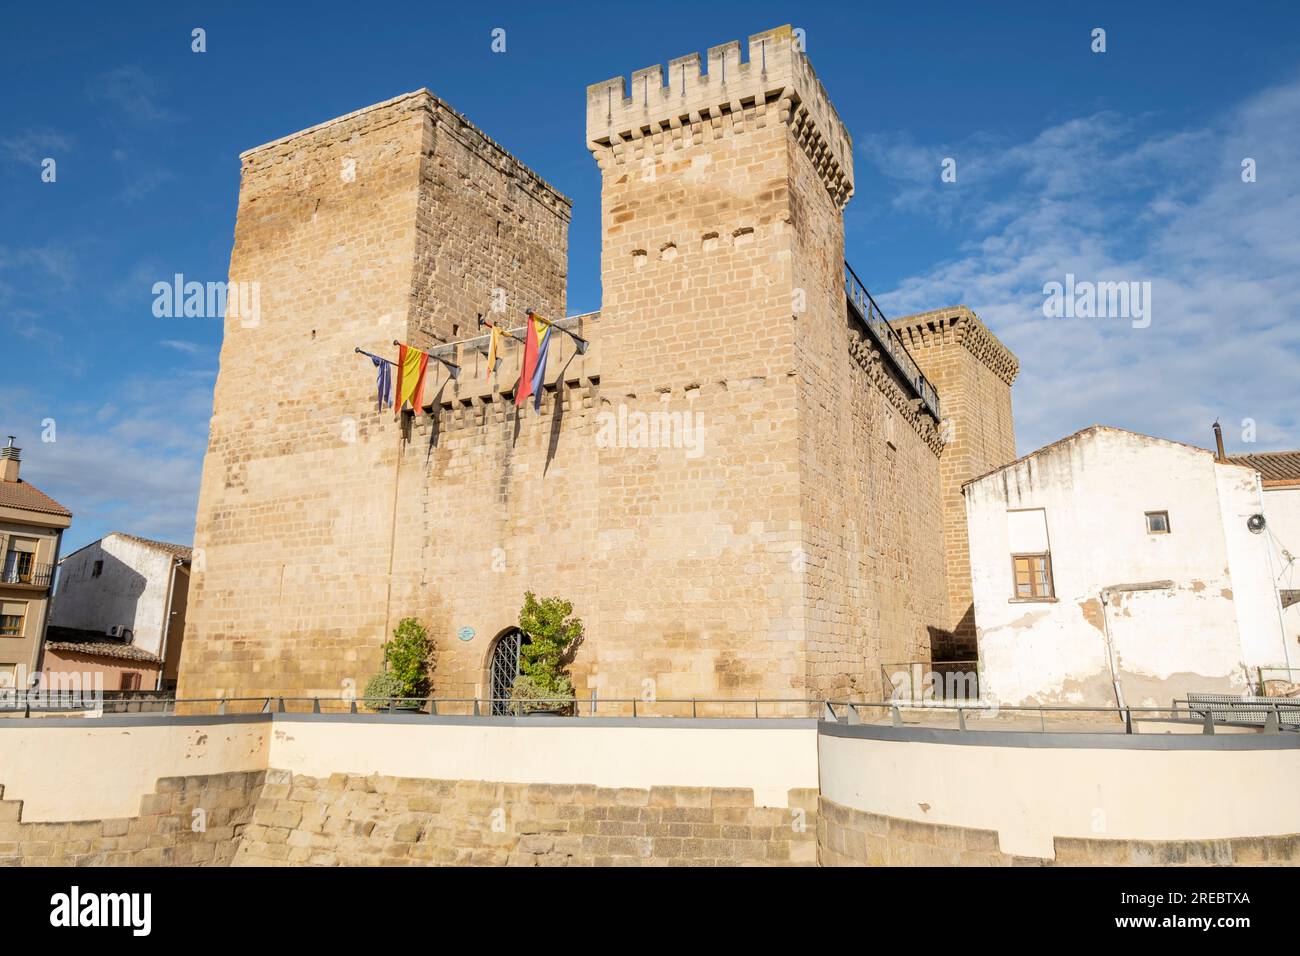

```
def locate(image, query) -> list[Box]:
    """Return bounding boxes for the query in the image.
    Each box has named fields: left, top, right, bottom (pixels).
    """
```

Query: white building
left=963, top=426, right=1292, bottom=708
left=44, top=533, right=192, bottom=691
left=1224, top=450, right=1300, bottom=689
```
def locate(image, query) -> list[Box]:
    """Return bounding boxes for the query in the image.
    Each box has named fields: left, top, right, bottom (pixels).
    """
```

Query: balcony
left=844, top=261, right=941, bottom=420
left=1, top=563, right=53, bottom=589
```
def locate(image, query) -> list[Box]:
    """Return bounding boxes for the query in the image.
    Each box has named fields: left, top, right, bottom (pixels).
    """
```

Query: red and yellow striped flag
left=395, top=343, right=429, bottom=417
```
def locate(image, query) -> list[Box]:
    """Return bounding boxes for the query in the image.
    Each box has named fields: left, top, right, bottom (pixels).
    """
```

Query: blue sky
left=3, top=0, right=1299, bottom=553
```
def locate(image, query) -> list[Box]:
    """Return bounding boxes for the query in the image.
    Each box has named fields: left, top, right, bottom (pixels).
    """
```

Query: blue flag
left=359, top=350, right=392, bottom=411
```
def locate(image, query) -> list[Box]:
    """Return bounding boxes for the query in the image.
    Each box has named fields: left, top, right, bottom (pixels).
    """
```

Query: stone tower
left=584, top=25, right=950, bottom=701
left=178, top=92, right=570, bottom=701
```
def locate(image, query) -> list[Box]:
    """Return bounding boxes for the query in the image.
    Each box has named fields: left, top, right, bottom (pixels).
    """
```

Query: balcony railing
left=1, top=563, right=53, bottom=588
left=844, top=261, right=941, bottom=420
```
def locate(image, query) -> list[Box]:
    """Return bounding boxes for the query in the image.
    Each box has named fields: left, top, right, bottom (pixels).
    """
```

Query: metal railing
left=0, top=562, right=53, bottom=588
left=823, top=699, right=1300, bottom=735
left=0, top=693, right=823, bottom=719
left=844, top=261, right=940, bottom=420
left=4, top=692, right=1297, bottom=734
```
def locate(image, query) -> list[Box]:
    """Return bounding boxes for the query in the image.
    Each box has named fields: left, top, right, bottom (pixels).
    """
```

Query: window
left=0, top=665, right=15, bottom=689
left=2, top=540, right=36, bottom=584
left=1146, top=511, right=1170, bottom=534
left=0, top=601, right=26, bottom=638
left=92, top=560, right=103, bottom=577
left=1012, top=553, right=1054, bottom=600
left=119, top=672, right=142, bottom=691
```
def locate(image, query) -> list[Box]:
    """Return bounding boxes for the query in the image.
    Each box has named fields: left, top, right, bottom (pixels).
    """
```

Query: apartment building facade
left=0, top=438, right=72, bottom=688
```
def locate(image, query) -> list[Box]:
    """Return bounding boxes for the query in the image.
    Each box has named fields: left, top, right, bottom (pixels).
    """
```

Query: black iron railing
left=844, top=261, right=940, bottom=420
left=0, top=562, right=52, bottom=588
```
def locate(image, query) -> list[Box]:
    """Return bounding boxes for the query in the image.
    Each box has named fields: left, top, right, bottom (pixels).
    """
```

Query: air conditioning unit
left=107, top=625, right=133, bottom=642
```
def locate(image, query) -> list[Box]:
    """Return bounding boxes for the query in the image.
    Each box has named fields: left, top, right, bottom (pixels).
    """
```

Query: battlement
left=586, top=25, right=853, bottom=207
left=891, top=306, right=1020, bottom=387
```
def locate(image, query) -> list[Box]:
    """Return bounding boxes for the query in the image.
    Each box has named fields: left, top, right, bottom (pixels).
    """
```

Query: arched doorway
left=487, top=628, right=529, bottom=715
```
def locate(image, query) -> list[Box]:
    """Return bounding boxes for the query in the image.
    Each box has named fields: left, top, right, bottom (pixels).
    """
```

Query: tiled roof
left=110, top=533, right=192, bottom=561
left=1224, top=451, right=1300, bottom=485
left=0, top=479, right=71, bottom=517
left=43, top=626, right=161, bottom=664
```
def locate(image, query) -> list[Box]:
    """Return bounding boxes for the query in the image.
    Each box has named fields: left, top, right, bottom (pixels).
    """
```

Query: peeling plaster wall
left=1262, top=487, right=1300, bottom=668
left=966, top=429, right=1280, bottom=707
left=1217, top=465, right=1292, bottom=675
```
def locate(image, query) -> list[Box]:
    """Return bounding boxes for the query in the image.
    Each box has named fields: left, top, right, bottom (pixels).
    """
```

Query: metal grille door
left=489, top=629, right=523, bottom=716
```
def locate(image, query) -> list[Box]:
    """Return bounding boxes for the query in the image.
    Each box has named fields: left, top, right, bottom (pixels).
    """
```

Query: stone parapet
left=586, top=25, right=853, bottom=207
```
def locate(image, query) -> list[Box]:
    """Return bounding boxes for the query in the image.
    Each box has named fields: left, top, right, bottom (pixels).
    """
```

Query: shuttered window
left=0, top=601, right=26, bottom=637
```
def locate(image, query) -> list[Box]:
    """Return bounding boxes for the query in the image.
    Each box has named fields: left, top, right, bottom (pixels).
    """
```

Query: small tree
left=363, top=617, right=433, bottom=709
left=511, top=592, right=582, bottom=713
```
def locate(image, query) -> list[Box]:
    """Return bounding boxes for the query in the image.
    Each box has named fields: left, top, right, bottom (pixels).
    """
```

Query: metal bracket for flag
left=476, top=313, right=525, bottom=345
left=526, top=308, right=589, bottom=355
left=391, top=340, right=460, bottom=381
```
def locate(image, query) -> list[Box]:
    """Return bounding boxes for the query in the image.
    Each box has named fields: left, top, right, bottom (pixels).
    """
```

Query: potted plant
left=509, top=592, right=583, bottom=716
left=363, top=617, right=433, bottom=711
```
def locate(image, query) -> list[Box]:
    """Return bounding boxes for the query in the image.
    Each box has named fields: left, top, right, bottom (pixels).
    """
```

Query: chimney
left=1212, top=421, right=1226, bottom=462
left=0, top=437, right=19, bottom=482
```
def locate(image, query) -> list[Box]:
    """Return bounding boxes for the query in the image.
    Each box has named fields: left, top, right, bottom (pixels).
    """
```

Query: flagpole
left=391, top=340, right=461, bottom=380
left=476, top=314, right=525, bottom=344
left=355, top=347, right=392, bottom=365
left=525, top=308, right=589, bottom=355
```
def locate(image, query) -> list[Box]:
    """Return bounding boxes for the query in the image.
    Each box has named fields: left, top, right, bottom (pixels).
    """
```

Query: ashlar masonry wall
left=180, top=27, right=1018, bottom=708
left=178, top=91, right=570, bottom=703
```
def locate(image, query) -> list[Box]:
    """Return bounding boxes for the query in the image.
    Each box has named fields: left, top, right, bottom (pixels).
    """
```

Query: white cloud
left=2, top=370, right=215, bottom=550
left=1, top=129, right=72, bottom=166
left=159, top=339, right=202, bottom=355
left=857, top=76, right=1300, bottom=455
left=87, top=66, right=177, bottom=126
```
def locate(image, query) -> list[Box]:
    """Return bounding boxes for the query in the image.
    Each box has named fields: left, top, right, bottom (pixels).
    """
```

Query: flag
left=486, top=324, right=505, bottom=378
left=360, top=351, right=392, bottom=412
left=395, top=343, right=429, bottom=417
left=515, top=314, right=553, bottom=411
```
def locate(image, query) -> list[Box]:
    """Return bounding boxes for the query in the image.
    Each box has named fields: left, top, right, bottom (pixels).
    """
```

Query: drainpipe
left=1097, top=589, right=1125, bottom=710
left=155, top=557, right=182, bottom=692
left=1098, top=580, right=1176, bottom=711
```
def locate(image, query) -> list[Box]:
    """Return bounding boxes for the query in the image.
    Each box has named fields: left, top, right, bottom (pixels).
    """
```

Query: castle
left=176, top=25, right=1019, bottom=708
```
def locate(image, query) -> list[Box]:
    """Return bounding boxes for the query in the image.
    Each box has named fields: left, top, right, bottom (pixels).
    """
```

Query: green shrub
left=362, top=617, right=433, bottom=709
left=509, top=673, right=575, bottom=714
left=362, top=671, right=405, bottom=711
left=383, top=617, right=433, bottom=698
left=512, top=592, right=582, bottom=712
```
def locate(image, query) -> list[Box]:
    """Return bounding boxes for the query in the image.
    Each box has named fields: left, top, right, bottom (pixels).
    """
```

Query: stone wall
left=818, top=796, right=1300, bottom=866
left=179, top=28, right=1017, bottom=706
left=178, top=91, right=571, bottom=703
left=0, top=772, right=264, bottom=867
left=893, top=307, right=1019, bottom=661
left=790, top=123, right=948, bottom=700
left=235, top=772, right=817, bottom=866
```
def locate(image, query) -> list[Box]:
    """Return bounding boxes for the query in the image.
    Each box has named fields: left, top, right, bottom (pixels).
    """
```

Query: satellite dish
left=1247, top=514, right=1266, bottom=534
